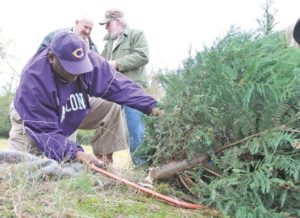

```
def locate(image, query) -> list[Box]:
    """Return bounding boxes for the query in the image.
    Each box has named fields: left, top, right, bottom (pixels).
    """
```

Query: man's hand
left=108, top=60, right=118, bottom=70
left=76, top=151, right=105, bottom=167
left=150, top=107, right=164, bottom=117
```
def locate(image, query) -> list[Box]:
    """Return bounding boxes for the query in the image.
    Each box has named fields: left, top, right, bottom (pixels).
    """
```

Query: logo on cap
left=72, top=48, right=84, bottom=59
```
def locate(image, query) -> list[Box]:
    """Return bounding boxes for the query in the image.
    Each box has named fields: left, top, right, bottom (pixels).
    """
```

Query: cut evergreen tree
left=140, top=28, right=300, bottom=217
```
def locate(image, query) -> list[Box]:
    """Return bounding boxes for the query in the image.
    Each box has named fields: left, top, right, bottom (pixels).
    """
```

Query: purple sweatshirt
left=14, top=48, right=157, bottom=161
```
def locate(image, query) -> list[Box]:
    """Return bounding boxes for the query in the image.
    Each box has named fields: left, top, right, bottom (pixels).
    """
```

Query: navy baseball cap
left=50, top=31, right=93, bottom=75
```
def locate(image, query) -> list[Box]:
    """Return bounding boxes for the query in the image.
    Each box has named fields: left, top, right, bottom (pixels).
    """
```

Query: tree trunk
left=145, top=155, right=208, bottom=183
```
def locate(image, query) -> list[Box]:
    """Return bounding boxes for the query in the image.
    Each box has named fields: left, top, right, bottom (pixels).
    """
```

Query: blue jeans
left=123, top=106, right=145, bottom=165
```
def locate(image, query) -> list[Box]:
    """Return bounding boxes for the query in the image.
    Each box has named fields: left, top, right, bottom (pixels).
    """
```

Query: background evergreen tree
left=0, top=30, right=15, bottom=137
left=256, top=0, right=278, bottom=35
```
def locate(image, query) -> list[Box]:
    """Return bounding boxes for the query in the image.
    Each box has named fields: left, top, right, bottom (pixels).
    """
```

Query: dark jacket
left=38, top=28, right=99, bottom=53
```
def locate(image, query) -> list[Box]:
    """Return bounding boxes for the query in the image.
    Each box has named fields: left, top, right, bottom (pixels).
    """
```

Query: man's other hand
left=150, top=107, right=164, bottom=117
left=108, top=60, right=118, bottom=70
left=76, top=151, right=105, bottom=167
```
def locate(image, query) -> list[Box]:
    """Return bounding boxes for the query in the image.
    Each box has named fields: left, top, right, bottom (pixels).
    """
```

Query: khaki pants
left=8, top=97, right=127, bottom=156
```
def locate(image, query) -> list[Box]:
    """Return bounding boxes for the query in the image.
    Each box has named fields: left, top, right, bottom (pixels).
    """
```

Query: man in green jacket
left=99, top=8, right=149, bottom=165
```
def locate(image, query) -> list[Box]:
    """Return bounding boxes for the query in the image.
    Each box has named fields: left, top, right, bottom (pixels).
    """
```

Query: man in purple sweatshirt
left=8, top=31, right=160, bottom=166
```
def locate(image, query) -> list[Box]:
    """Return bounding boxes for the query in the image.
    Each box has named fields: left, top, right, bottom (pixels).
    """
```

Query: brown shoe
left=96, top=153, right=113, bottom=164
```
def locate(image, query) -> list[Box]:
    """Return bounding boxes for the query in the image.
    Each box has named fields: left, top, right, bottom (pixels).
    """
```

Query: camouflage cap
left=99, top=9, right=124, bottom=25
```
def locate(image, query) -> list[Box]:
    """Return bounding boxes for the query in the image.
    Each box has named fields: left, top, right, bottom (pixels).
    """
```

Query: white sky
left=0, top=0, right=300, bottom=90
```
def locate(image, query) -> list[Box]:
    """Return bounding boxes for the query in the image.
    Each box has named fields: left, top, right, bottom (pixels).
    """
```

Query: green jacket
left=101, top=25, right=149, bottom=87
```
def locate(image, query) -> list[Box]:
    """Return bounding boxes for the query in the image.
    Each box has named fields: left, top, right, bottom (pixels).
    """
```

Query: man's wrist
left=76, top=150, right=84, bottom=159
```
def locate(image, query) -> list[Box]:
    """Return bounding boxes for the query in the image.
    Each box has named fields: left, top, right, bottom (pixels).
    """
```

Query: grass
left=0, top=137, right=222, bottom=217
left=0, top=168, right=220, bottom=217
